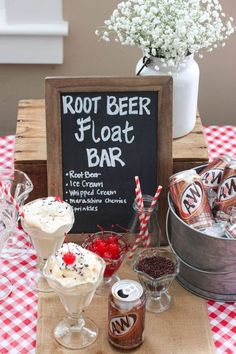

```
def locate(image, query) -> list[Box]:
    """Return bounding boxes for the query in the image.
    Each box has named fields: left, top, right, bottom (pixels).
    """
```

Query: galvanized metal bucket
left=166, top=166, right=236, bottom=302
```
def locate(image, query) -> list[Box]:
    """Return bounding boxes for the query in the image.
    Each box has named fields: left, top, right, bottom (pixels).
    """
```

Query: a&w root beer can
left=199, top=155, right=231, bottom=190
left=215, top=160, right=236, bottom=216
left=169, top=169, right=214, bottom=229
left=108, top=279, right=146, bottom=349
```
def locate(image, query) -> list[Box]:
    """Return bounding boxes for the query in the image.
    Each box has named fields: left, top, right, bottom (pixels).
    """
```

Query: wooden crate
left=15, top=99, right=208, bottom=201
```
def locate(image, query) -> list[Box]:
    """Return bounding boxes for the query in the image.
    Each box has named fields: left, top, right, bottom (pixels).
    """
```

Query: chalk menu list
left=60, top=91, right=158, bottom=233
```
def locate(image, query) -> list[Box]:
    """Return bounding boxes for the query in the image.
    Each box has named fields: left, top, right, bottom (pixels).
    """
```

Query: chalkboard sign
left=45, top=77, right=172, bottom=239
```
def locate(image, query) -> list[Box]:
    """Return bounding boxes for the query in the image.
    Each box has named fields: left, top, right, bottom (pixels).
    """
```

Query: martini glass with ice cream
left=21, top=196, right=74, bottom=292
left=43, top=243, right=106, bottom=349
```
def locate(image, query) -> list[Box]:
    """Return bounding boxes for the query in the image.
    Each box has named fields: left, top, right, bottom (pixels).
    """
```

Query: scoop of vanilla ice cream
left=22, top=197, right=74, bottom=234
left=46, top=243, right=105, bottom=287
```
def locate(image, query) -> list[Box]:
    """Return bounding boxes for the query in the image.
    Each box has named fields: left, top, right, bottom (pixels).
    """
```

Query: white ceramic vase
left=136, top=55, right=199, bottom=139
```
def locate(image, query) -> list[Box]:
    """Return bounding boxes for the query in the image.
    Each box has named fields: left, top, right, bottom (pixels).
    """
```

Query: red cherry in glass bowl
left=82, top=231, right=130, bottom=296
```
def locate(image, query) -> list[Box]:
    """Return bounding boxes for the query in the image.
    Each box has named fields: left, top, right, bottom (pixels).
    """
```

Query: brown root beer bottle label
left=200, top=155, right=231, bottom=190
left=108, top=280, right=146, bottom=349
left=170, top=169, right=214, bottom=229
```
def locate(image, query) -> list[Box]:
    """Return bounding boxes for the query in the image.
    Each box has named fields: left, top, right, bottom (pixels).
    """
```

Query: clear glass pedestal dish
left=0, top=169, right=33, bottom=260
left=43, top=253, right=106, bottom=349
left=0, top=214, right=14, bottom=300
left=132, top=248, right=180, bottom=313
left=21, top=197, right=74, bottom=293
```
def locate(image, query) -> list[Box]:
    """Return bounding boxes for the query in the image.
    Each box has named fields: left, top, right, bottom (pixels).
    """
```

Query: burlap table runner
left=36, top=261, right=215, bottom=354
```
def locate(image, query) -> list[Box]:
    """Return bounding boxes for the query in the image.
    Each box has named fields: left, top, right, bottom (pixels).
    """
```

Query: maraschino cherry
left=88, top=235, right=120, bottom=260
left=63, top=252, right=76, bottom=265
left=55, top=195, right=62, bottom=202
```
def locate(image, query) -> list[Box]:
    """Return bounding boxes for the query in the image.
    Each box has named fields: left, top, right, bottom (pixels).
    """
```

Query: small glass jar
left=128, top=195, right=161, bottom=248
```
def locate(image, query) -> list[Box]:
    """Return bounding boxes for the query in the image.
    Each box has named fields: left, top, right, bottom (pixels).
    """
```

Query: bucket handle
left=166, top=208, right=236, bottom=275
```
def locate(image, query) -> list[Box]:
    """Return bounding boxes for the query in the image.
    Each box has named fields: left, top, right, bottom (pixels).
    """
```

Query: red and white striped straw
left=128, top=177, right=145, bottom=260
left=134, top=176, right=144, bottom=211
left=142, top=185, right=162, bottom=247
left=0, top=180, right=25, bottom=218
left=133, top=185, right=163, bottom=249
left=128, top=213, right=144, bottom=259
left=128, top=180, right=163, bottom=259
left=134, top=177, right=146, bottom=242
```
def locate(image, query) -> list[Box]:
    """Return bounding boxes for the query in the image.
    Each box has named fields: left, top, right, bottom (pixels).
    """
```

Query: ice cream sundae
left=43, top=242, right=105, bottom=349
left=21, top=196, right=74, bottom=259
left=21, top=196, right=74, bottom=292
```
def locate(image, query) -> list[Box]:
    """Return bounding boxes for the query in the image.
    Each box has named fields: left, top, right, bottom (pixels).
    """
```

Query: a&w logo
left=218, top=176, right=236, bottom=201
left=110, top=314, right=137, bottom=336
left=201, top=168, right=223, bottom=188
left=181, top=181, right=203, bottom=218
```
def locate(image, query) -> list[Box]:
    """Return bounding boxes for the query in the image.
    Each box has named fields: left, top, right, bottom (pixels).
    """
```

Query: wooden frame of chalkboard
left=45, top=76, right=172, bottom=243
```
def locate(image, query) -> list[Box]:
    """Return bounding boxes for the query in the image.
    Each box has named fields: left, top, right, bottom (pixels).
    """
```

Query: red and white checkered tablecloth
left=0, top=231, right=37, bottom=354
left=0, top=136, right=15, bottom=171
left=204, top=126, right=236, bottom=161
left=207, top=301, right=236, bottom=354
left=0, top=127, right=236, bottom=353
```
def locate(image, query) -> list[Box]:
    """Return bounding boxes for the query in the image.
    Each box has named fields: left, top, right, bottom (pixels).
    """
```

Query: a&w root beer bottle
left=169, top=169, right=214, bottom=229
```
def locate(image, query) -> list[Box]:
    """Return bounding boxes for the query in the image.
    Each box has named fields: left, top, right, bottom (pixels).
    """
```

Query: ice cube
left=206, top=189, right=217, bottom=209
left=225, top=223, right=236, bottom=239
left=227, top=206, right=236, bottom=224
left=215, top=211, right=230, bottom=223
left=200, top=222, right=226, bottom=238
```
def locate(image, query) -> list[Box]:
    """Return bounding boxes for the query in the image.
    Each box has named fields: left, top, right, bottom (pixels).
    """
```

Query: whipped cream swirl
left=46, top=243, right=104, bottom=287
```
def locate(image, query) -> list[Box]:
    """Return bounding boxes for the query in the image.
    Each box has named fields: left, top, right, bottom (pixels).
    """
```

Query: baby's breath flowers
left=96, top=0, right=235, bottom=67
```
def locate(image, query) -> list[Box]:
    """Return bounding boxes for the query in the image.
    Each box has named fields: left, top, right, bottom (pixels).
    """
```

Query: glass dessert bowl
left=132, top=248, right=179, bottom=313
left=0, top=169, right=33, bottom=259
left=83, top=231, right=130, bottom=296
left=43, top=243, right=106, bottom=349
left=0, top=201, right=15, bottom=300
left=21, top=196, right=74, bottom=292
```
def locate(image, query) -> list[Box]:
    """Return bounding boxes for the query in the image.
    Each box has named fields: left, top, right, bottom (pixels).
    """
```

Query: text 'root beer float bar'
left=169, top=155, right=236, bottom=239
left=62, top=94, right=151, bottom=168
